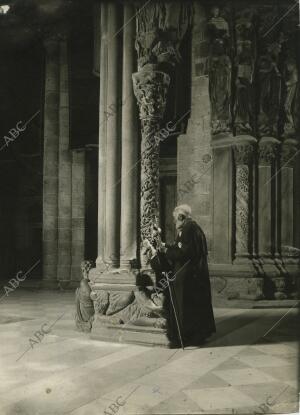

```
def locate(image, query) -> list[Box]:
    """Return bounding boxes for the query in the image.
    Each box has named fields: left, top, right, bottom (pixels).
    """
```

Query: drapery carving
left=135, top=1, right=192, bottom=70
left=132, top=70, right=170, bottom=247
left=257, top=9, right=284, bottom=137
left=280, top=32, right=299, bottom=138
left=234, top=9, right=256, bottom=135
left=207, top=6, right=232, bottom=135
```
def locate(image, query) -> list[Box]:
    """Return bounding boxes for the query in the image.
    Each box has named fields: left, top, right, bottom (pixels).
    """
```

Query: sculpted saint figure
left=75, top=260, right=95, bottom=332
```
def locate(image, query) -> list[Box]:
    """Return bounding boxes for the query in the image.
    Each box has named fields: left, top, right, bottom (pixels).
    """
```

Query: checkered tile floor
left=0, top=289, right=298, bottom=414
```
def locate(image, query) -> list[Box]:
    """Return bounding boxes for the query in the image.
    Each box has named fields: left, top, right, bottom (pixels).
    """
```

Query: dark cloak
left=151, top=218, right=216, bottom=345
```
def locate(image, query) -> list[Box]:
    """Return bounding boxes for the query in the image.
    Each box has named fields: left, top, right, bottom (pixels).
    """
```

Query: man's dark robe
left=151, top=218, right=216, bottom=346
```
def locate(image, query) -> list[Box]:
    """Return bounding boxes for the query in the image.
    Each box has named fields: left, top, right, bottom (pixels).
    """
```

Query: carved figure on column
left=135, top=2, right=192, bottom=70
left=282, top=50, right=299, bottom=138
left=257, top=26, right=285, bottom=137
left=75, top=260, right=95, bottom=332
left=234, top=9, right=256, bottom=135
left=207, top=6, right=232, bottom=135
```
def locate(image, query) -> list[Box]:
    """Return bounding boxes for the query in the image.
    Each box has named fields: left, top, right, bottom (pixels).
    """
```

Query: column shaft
left=104, top=3, right=122, bottom=267
left=233, top=138, right=255, bottom=263
left=133, top=70, right=170, bottom=266
left=71, top=150, right=86, bottom=281
left=96, top=2, right=107, bottom=265
left=120, top=4, right=138, bottom=268
left=57, top=39, right=72, bottom=285
left=43, top=39, right=60, bottom=283
left=280, top=140, right=298, bottom=255
left=258, top=138, right=279, bottom=261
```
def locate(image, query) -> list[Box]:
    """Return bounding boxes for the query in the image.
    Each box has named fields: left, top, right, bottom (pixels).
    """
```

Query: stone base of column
left=90, top=321, right=171, bottom=347
left=88, top=266, right=174, bottom=347
left=210, top=263, right=264, bottom=300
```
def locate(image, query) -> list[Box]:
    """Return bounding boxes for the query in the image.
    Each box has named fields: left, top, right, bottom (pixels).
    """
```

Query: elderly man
left=146, top=204, right=216, bottom=346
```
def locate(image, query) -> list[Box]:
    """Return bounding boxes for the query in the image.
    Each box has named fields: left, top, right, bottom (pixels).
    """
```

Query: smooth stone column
left=71, top=149, right=86, bottom=282
left=120, top=4, right=138, bottom=269
left=42, top=38, right=60, bottom=285
left=104, top=3, right=122, bottom=268
left=57, top=38, right=72, bottom=287
left=96, top=2, right=107, bottom=267
left=258, top=137, right=281, bottom=285
left=280, top=139, right=299, bottom=289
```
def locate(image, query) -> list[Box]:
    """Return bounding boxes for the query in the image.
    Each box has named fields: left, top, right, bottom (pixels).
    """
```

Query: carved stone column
left=57, top=38, right=72, bottom=287
left=71, top=149, right=86, bottom=282
left=120, top=4, right=138, bottom=269
left=258, top=137, right=282, bottom=295
left=95, top=2, right=107, bottom=268
left=280, top=139, right=299, bottom=290
left=104, top=3, right=122, bottom=268
left=42, top=37, right=60, bottom=286
left=132, top=69, right=170, bottom=264
left=233, top=137, right=256, bottom=263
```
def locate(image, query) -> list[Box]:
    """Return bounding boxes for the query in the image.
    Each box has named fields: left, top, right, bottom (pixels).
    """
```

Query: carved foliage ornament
left=235, top=164, right=250, bottom=254
left=258, top=140, right=279, bottom=165
left=233, top=143, right=254, bottom=165
left=132, top=70, right=170, bottom=247
left=132, top=70, right=170, bottom=121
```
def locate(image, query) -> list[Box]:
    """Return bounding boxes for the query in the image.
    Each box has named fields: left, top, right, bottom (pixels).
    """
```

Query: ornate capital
left=258, top=138, right=280, bottom=166
left=132, top=70, right=170, bottom=121
left=233, top=142, right=255, bottom=165
left=280, top=139, right=298, bottom=166
left=233, top=136, right=256, bottom=165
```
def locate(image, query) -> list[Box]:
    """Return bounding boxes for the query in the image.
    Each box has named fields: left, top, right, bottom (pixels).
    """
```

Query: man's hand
left=159, top=242, right=167, bottom=253
left=143, top=239, right=157, bottom=258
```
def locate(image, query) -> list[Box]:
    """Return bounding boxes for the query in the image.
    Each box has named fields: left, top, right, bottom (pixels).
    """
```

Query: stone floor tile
left=184, top=386, right=257, bottom=411
left=213, top=367, right=277, bottom=385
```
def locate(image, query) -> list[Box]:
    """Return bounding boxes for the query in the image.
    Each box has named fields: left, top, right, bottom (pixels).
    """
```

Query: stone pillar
left=120, top=4, right=138, bottom=269
left=96, top=2, right=107, bottom=267
left=71, top=149, right=86, bottom=282
left=258, top=137, right=281, bottom=290
left=104, top=3, right=122, bottom=268
left=280, top=139, right=299, bottom=283
left=42, top=38, right=60, bottom=286
left=57, top=38, right=72, bottom=287
left=132, top=69, right=170, bottom=265
left=233, top=137, right=256, bottom=263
